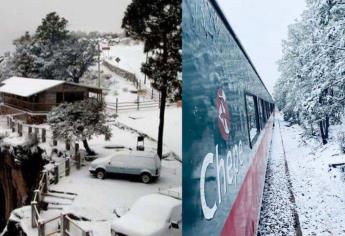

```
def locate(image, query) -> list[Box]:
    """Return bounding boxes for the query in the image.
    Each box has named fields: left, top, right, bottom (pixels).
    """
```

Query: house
left=0, top=77, right=103, bottom=124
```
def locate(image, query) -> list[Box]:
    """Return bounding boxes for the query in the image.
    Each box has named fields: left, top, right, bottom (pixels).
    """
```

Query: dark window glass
left=56, top=93, right=63, bottom=103
left=56, top=92, right=85, bottom=103
left=245, top=94, right=260, bottom=145
left=257, top=99, right=263, bottom=128
left=264, top=101, right=269, bottom=121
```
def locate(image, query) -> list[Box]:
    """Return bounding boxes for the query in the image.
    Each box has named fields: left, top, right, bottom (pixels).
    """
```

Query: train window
left=245, top=94, right=260, bottom=147
left=269, top=103, right=272, bottom=114
left=264, top=101, right=270, bottom=120
left=262, top=100, right=267, bottom=123
left=258, top=99, right=266, bottom=128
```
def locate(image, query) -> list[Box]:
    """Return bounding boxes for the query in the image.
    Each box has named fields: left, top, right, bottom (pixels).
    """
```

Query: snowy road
left=259, top=113, right=345, bottom=236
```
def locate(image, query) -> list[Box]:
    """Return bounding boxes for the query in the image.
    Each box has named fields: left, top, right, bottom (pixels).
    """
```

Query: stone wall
left=103, top=60, right=138, bottom=86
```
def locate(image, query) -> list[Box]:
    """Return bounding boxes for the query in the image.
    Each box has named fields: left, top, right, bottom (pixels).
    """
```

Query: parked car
left=111, top=191, right=182, bottom=236
left=89, top=151, right=161, bottom=183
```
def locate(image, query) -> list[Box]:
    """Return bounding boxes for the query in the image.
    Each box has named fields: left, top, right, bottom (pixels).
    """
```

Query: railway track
left=278, top=119, right=302, bottom=236
left=258, top=118, right=302, bottom=236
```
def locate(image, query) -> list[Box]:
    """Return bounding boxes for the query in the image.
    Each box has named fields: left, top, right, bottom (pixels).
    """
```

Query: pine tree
left=122, top=0, right=182, bottom=158
left=10, top=12, right=97, bottom=82
left=35, top=12, right=68, bottom=44
left=11, top=32, right=38, bottom=78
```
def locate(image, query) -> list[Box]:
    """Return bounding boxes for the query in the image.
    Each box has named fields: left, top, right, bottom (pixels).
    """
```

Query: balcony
left=3, top=96, right=57, bottom=113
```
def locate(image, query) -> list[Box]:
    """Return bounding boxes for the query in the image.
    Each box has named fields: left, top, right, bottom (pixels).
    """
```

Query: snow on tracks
left=258, top=117, right=297, bottom=236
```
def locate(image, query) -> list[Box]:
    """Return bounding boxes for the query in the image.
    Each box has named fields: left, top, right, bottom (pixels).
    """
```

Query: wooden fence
left=6, top=116, right=48, bottom=142
left=107, top=97, right=176, bottom=114
left=30, top=157, right=90, bottom=236
left=61, top=214, right=92, bottom=236
left=31, top=170, right=50, bottom=236
left=5, top=116, right=78, bottom=151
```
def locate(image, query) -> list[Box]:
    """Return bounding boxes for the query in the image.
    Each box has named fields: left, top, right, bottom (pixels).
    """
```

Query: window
left=56, top=92, right=85, bottom=103
left=258, top=99, right=265, bottom=128
left=264, top=101, right=269, bottom=121
left=267, top=102, right=271, bottom=119
left=245, top=94, right=260, bottom=147
left=56, top=93, right=63, bottom=103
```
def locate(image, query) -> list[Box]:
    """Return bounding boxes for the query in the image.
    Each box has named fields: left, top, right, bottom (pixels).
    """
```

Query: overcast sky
left=217, top=0, right=306, bottom=93
left=0, top=0, right=131, bottom=55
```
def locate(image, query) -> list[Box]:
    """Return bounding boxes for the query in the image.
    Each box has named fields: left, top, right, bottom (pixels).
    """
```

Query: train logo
left=216, top=88, right=230, bottom=140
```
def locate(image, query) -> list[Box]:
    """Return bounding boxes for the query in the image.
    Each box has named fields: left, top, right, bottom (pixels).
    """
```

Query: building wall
left=38, top=84, right=89, bottom=104
left=2, top=83, right=94, bottom=113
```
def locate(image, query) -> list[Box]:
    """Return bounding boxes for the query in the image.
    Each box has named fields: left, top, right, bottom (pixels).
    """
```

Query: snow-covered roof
left=0, top=77, right=64, bottom=97
left=0, top=77, right=102, bottom=97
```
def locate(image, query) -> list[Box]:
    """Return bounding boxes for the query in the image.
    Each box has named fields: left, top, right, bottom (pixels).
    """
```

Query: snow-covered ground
left=104, top=41, right=147, bottom=84
left=281, top=117, right=345, bottom=235
left=258, top=115, right=295, bottom=236
left=116, top=107, right=182, bottom=158
left=260, top=113, right=345, bottom=235
left=45, top=156, right=180, bottom=236
left=1, top=113, right=181, bottom=236
left=85, top=63, right=155, bottom=104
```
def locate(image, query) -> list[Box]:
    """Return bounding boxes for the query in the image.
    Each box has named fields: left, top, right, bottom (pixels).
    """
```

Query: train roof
left=210, top=0, right=274, bottom=102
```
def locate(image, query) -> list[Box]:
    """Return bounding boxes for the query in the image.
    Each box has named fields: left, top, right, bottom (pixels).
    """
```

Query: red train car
left=182, top=0, right=275, bottom=235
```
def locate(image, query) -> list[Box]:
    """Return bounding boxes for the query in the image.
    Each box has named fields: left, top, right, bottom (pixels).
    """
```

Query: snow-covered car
left=88, top=151, right=161, bottom=183
left=111, top=193, right=182, bottom=236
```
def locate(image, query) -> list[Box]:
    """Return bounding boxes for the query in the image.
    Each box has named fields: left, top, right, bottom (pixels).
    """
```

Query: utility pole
left=98, top=42, right=101, bottom=88
left=144, top=52, right=148, bottom=84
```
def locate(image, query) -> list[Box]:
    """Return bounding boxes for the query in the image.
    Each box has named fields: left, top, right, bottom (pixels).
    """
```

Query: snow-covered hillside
left=104, top=41, right=146, bottom=83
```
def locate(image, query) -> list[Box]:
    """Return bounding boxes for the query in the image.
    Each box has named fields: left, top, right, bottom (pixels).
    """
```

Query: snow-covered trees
left=122, top=0, right=182, bottom=158
left=275, top=0, right=345, bottom=144
left=64, top=37, right=97, bottom=83
left=0, top=54, right=15, bottom=81
left=47, top=98, right=112, bottom=155
left=35, top=12, right=69, bottom=43
left=3, top=12, right=97, bottom=83
left=12, top=32, right=38, bottom=78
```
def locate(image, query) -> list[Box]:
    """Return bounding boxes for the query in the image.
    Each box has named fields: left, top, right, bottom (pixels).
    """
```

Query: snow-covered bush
left=47, top=98, right=112, bottom=155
